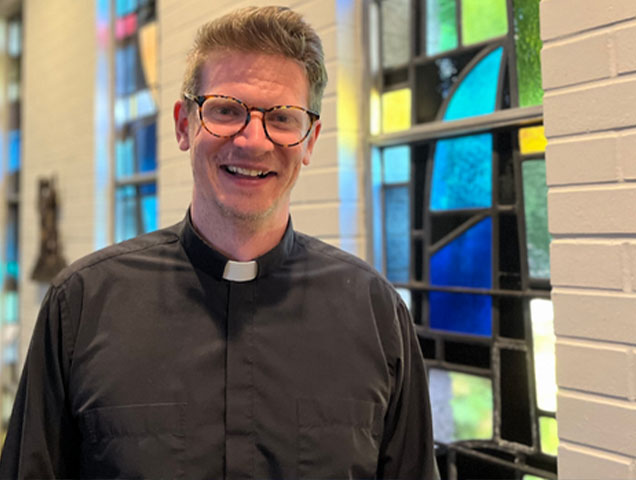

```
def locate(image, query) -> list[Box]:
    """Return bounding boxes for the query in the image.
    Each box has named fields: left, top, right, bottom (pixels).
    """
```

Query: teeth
left=226, top=165, right=268, bottom=177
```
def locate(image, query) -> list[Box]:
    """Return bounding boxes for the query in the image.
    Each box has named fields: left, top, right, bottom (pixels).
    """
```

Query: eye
left=204, top=100, right=245, bottom=123
left=267, top=109, right=303, bottom=130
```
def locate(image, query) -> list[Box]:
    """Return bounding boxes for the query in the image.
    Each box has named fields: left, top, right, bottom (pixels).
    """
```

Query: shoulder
left=51, top=223, right=182, bottom=289
left=293, top=231, right=401, bottom=302
left=294, top=232, right=383, bottom=277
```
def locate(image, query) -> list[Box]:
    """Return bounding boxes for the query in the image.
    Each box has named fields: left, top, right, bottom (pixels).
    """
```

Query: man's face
left=174, top=51, right=321, bottom=226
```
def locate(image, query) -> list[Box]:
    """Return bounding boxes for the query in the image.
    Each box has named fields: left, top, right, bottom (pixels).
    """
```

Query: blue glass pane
left=431, top=133, right=492, bottom=210
left=116, top=0, right=137, bottom=17
left=6, top=261, right=18, bottom=280
left=383, top=145, right=410, bottom=184
left=444, top=47, right=503, bottom=121
left=3, top=341, right=17, bottom=364
left=115, top=48, right=127, bottom=95
left=5, top=222, right=17, bottom=262
left=385, top=186, right=410, bottom=282
left=115, top=137, right=135, bottom=178
left=115, top=186, right=138, bottom=242
left=430, top=291, right=492, bottom=336
left=431, top=217, right=492, bottom=288
left=8, top=130, right=20, bottom=172
left=114, top=98, right=129, bottom=127
left=137, top=123, right=157, bottom=173
left=126, top=44, right=137, bottom=94
left=136, top=89, right=157, bottom=118
left=372, top=148, right=384, bottom=273
left=141, top=193, right=157, bottom=234
left=139, top=183, right=156, bottom=195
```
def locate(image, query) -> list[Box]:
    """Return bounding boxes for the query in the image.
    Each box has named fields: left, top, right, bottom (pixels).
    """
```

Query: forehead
left=199, top=50, right=310, bottom=106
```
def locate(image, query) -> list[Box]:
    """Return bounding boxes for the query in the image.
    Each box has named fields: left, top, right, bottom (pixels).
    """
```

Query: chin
left=217, top=201, right=277, bottom=223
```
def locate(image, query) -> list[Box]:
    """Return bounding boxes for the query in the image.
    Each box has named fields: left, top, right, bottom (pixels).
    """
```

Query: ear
left=174, top=100, right=191, bottom=151
left=302, top=120, right=321, bottom=166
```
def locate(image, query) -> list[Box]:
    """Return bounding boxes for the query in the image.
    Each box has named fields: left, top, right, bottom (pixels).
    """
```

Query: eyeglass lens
left=201, top=97, right=312, bottom=145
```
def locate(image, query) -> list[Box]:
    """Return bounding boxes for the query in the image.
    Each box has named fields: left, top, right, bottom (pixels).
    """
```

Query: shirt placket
left=225, top=281, right=255, bottom=479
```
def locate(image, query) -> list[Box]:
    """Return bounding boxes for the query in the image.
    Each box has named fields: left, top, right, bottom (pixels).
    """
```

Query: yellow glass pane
left=540, top=416, right=559, bottom=456
left=139, top=21, right=158, bottom=103
left=519, top=125, right=547, bottom=155
left=531, top=299, right=557, bottom=412
left=382, top=88, right=411, bottom=133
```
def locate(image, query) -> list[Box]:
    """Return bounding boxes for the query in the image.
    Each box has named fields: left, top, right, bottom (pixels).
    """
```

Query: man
left=0, top=6, right=439, bottom=479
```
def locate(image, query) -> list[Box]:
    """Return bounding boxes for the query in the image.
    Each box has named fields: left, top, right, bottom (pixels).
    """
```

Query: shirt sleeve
left=0, top=285, right=81, bottom=479
left=377, top=298, right=440, bottom=480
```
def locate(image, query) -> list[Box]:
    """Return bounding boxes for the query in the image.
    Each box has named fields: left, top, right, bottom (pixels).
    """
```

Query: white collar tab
left=222, top=260, right=258, bottom=282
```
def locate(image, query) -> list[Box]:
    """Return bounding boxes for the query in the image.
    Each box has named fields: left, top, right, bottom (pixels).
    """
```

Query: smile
left=224, top=165, right=275, bottom=178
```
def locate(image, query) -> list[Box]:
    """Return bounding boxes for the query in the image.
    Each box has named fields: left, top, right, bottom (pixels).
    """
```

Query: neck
left=190, top=201, right=288, bottom=261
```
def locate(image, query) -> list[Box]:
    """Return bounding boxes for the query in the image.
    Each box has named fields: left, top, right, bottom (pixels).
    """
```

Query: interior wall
left=19, top=0, right=97, bottom=363
left=541, top=0, right=636, bottom=476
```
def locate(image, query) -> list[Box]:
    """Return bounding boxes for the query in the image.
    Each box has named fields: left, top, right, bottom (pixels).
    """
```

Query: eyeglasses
left=184, top=93, right=320, bottom=147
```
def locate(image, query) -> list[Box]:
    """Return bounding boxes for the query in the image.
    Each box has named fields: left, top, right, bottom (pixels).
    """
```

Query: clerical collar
left=179, top=209, right=295, bottom=282
left=222, top=260, right=258, bottom=282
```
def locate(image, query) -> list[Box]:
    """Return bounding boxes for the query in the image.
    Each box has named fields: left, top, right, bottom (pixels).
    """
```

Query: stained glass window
left=0, top=11, right=22, bottom=441
left=372, top=1, right=553, bottom=478
left=113, top=0, right=158, bottom=242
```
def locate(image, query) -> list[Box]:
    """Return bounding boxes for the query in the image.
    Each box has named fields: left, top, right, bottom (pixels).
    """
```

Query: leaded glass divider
left=370, top=1, right=554, bottom=478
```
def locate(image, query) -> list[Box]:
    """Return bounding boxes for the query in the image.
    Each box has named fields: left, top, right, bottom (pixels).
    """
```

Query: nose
left=232, top=110, right=275, bottom=153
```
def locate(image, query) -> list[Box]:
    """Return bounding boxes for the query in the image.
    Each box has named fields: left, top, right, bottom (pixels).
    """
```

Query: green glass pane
left=522, top=160, right=551, bottom=278
left=540, top=416, right=559, bottom=456
left=382, top=0, right=410, bottom=68
left=429, top=369, right=493, bottom=443
left=531, top=299, right=556, bottom=412
left=4, top=291, right=18, bottom=324
left=461, top=0, right=508, bottom=45
left=426, top=0, right=458, bottom=56
left=514, top=0, right=543, bottom=107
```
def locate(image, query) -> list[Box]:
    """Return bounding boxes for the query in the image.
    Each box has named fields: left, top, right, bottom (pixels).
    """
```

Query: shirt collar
left=179, top=209, right=295, bottom=282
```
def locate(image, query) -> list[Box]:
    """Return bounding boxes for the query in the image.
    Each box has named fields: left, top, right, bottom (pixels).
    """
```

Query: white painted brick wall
left=19, top=0, right=96, bottom=364
left=542, top=0, right=636, bottom=476
left=158, top=0, right=368, bottom=258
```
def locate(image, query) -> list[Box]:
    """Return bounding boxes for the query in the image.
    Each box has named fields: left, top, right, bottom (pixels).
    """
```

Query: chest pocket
left=297, top=398, right=383, bottom=479
left=78, top=403, right=186, bottom=479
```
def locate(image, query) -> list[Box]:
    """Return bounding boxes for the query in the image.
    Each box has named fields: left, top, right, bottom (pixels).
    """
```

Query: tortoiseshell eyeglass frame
left=183, top=93, right=320, bottom=147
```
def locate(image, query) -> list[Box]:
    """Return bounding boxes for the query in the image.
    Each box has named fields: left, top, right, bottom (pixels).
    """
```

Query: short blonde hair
left=181, top=6, right=328, bottom=114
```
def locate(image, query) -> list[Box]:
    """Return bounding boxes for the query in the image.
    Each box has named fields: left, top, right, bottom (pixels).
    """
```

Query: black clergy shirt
left=0, top=212, right=439, bottom=479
